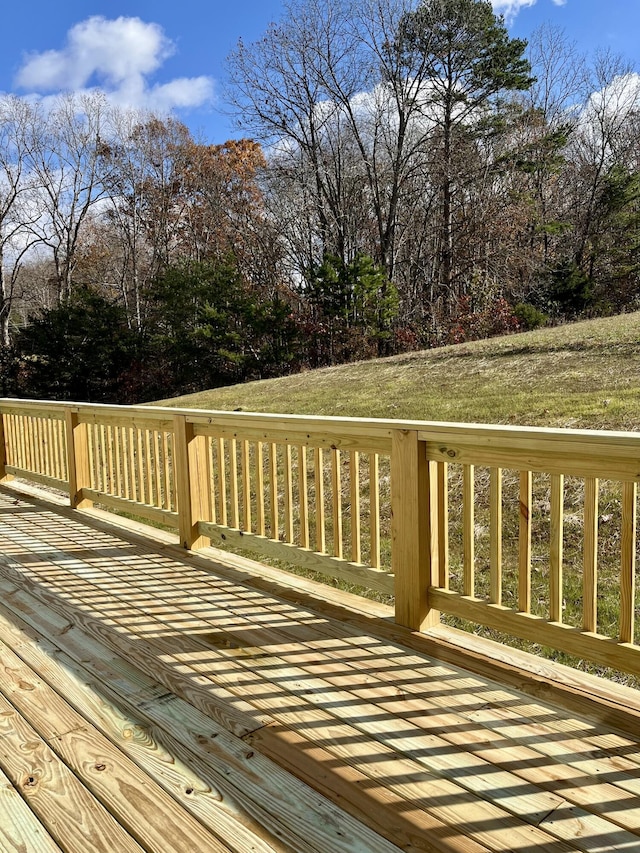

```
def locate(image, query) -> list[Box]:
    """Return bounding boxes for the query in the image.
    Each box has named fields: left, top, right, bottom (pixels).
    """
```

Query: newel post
left=0, top=408, right=10, bottom=482
left=391, top=429, right=440, bottom=631
left=65, top=409, right=93, bottom=509
left=173, top=413, right=212, bottom=551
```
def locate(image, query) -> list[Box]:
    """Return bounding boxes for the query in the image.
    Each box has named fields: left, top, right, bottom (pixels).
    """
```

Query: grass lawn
left=153, top=313, right=640, bottom=685
left=155, top=311, right=640, bottom=432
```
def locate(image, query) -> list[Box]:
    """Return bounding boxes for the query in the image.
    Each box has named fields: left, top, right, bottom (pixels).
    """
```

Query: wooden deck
left=2, top=485, right=640, bottom=853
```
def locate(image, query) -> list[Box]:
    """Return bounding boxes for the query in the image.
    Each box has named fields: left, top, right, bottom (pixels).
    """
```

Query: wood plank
left=0, top=764, right=63, bottom=853
left=6, top=492, right=640, bottom=844
left=0, top=526, right=572, bottom=849
left=0, top=615, right=289, bottom=853
left=0, top=642, right=232, bottom=853
left=0, top=530, right=596, bottom=852
left=0, top=576, right=566, bottom=853
left=199, top=521, right=394, bottom=594
left=0, top=693, right=145, bottom=853
left=248, top=722, right=491, bottom=853
left=429, top=589, right=640, bottom=677
left=0, top=598, right=403, bottom=853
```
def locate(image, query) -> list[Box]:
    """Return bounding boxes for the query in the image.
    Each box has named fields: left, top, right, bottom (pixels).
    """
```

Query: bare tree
left=23, top=92, right=113, bottom=302
left=0, top=96, right=42, bottom=347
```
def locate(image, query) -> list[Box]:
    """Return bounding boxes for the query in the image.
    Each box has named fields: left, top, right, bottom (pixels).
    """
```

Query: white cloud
left=14, top=16, right=213, bottom=113
left=491, top=0, right=537, bottom=19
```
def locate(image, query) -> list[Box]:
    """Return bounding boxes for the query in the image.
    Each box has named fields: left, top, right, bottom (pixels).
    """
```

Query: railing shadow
left=1, top=488, right=640, bottom=852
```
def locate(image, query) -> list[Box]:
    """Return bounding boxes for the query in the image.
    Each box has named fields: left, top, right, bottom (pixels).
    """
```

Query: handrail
left=1, top=397, right=640, bottom=678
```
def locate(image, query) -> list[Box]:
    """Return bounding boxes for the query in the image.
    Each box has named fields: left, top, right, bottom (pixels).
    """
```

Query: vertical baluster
left=284, top=444, right=294, bottom=543
left=256, top=442, right=265, bottom=536
left=463, top=464, right=475, bottom=597
left=114, top=427, right=123, bottom=497
left=620, top=481, right=637, bottom=644
left=242, top=439, right=251, bottom=531
left=27, top=416, right=36, bottom=472
left=217, top=437, right=228, bottom=526
left=43, top=417, right=52, bottom=477
left=105, top=424, right=114, bottom=494
left=136, top=427, right=145, bottom=504
left=550, top=474, right=564, bottom=622
left=55, top=418, right=63, bottom=481
left=519, top=470, right=532, bottom=614
left=437, top=461, right=449, bottom=589
left=144, top=429, right=153, bottom=505
left=369, top=453, right=380, bottom=568
left=153, top=431, right=162, bottom=508
left=19, top=415, right=28, bottom=470
left=583, top=477, right=599, bottom=633
left=229, top=438, right=239, bottom=528
left=299, top=446, right=309, bottom=549
left=350, top=451, right=361, bottom=563
left=86, top=423, right=96, bottom=489
left=127, top=427, right=136, bottom=501
left=2, top=415, right=11, bottom=471
left=124, top=426, right=132, bottom=498
left=490, top=467, right=502, bottom=605
left=162, top=431, right=171, bottom=510
left=315, top=447, right=325, bottom=553
left=332, top=448, right=343, bottom=559
left=168, top=432, right=178, bottom=512
left=269, top=442, right=279, bottom=539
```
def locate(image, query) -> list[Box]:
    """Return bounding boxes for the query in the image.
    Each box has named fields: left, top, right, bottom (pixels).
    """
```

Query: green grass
left=152, top=313, right=640, bottom=685
left=155, top=311, right=640, bottom=432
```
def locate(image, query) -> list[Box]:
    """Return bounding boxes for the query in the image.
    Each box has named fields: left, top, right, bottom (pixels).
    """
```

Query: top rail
left=2, top=397, right=640, bottom=678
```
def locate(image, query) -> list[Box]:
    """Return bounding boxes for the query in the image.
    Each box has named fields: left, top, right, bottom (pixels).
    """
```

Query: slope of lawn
left=153, top=312, right=640, bottom=685
left=155, top=311, right=640, bottom=433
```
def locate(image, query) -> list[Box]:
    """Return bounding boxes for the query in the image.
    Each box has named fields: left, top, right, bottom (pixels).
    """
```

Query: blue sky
left=2, top=0, right=639, bottom=143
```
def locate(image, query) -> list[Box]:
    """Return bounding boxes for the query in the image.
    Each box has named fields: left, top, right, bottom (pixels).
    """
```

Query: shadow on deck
left=1, top=483, right=640, bottom=853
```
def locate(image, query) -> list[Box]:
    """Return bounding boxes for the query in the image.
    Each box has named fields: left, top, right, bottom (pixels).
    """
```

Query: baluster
left=369, top=453, right=380, bottom=568
left=331, top=448, right=343, bottom=559
left=519, top=470, right=532, bottom=613
left=550, top=474, right=564, bottom=622
left=489, top=467, right=502, bottom=604
left=315, top=447, right=325, bottom=553
left=583, top=477, right=599, bottom=633
left=350, top=451, right=361, bottom=564
left=299, top=446, right=309, bottom=549
left=463, top=464, right=475, bottom=597
left=620, top=481, right=637, bottom=644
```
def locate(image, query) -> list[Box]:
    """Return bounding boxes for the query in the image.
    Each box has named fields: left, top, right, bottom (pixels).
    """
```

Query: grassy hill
left=156, top=311, right=640, bottom=432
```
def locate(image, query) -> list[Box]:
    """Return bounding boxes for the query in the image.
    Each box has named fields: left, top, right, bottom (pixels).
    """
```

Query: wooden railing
left=1, top=398, right=640, bottom=677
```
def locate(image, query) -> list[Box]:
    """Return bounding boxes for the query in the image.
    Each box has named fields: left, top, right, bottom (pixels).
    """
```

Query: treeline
left=2, top=0, right=640, bottom=402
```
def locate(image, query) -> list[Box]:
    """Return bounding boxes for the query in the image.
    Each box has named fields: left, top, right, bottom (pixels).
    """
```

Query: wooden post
left=173, top=414, right=212, bottom=551
left=0, top=411, right=11, bottom=482
left=64, top=410, right=93, bottom=509
left=391, top=429, right=439, bottom=631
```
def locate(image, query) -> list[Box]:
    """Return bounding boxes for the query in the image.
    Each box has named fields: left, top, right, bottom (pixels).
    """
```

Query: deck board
left=1, top=486, right=640, bottom=853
